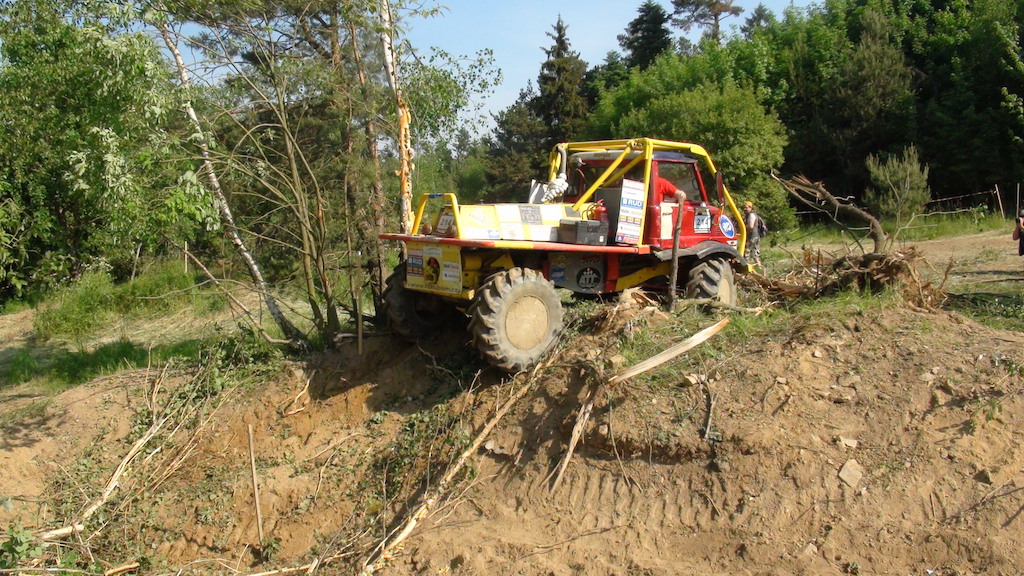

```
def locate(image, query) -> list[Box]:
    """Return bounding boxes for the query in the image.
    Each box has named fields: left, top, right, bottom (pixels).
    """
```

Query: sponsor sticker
left=719, top=215, right=736, bottom=239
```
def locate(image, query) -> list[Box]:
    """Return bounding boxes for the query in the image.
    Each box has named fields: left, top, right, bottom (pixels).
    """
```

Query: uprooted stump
left=743, top=247, right=949, bottom=309
left=755, top=175, right=951, bottom=309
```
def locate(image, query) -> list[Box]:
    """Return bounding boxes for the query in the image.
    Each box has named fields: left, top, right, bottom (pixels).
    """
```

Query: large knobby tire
left=468, top=268, right=564, bottom=372
left=381, top=264, right=457, bottom=341
left=684, top=257, right=737, bottom=306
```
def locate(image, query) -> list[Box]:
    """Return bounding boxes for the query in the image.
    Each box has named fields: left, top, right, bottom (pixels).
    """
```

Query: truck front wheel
left=684, top=257, right=737, bottom=306
left=468, top=268, right=563, bottom=372
left=382, top=264, right=457, bottom=341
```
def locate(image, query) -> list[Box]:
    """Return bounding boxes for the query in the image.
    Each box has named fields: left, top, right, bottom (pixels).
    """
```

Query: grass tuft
left=33, top=260, right=223, bottom=345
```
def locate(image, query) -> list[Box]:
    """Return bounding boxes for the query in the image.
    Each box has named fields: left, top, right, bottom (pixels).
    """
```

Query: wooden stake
left=668, top=201, right=683, bottom=310
left=995, top=184, right=1005, bottom=219
left=248, top=424, right=265, bottom=544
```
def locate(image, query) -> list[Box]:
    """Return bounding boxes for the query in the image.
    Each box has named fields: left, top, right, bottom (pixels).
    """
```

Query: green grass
left=0, top=259, right=232, bottom=392
left=0, top=398, right=51, bottom=429
left=887, top=211, right=1006, bottom=242
left=945, top=292, right=1024, bottom=332
left=0, top=338, right=212, bottom=393
left=33, top=259, right=222, bottom=342
left=764, top=211, right=1007, bottom=252
left=32, top=259, right=224, bottom=344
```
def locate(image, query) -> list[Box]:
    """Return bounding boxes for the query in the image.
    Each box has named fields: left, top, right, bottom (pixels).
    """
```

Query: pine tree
left=671, top=0, right=743, bottom=45
left=533, top=16, right=590, bottom=150
left=741, top=3, right=776, bottom=39
left=583, top=51, right=630, bottom=107
left=483, top=87, right=547, bottom=202
left=618, top=0, right=674, bottom=70
left=483, top=17, right=591, bottom=201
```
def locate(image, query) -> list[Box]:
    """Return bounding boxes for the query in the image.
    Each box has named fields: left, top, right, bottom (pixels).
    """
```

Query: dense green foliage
left=0, top=1, right=213, bottom=300
left=5, top=0, right=1024, bottom=318
left=472, top=0, right=1024, bottom=231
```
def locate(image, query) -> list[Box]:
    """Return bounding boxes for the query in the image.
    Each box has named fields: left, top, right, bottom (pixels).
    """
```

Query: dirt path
left=1, top=230, right=1022, bottom=575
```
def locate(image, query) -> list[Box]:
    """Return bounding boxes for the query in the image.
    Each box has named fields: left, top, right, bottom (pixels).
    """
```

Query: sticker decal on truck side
left=719, top=215, right=736, bottom=239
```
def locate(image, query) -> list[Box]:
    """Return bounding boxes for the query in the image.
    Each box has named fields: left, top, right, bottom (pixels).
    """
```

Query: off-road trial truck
left=380, top=138, right=748, bottom=371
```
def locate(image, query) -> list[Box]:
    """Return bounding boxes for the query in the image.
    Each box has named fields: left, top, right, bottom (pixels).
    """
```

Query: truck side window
left=659, top=163, right=701, bottom=202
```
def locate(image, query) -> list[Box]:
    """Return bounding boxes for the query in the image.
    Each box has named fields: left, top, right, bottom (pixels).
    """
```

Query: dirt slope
left=399, top=307, right=1024, bottom=576
left=1, top=231, right=1023, bottom=576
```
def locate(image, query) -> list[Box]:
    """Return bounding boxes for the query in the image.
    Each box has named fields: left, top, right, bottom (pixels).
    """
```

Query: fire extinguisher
left=593, top=200, right=608, bottom=224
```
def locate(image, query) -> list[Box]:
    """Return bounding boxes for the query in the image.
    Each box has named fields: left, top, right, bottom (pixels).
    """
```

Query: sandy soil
left=1, top=230, right=1023, bottom=576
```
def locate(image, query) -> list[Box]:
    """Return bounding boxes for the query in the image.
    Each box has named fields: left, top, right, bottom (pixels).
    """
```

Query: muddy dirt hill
left=1, top=229, right=1023, bottom=576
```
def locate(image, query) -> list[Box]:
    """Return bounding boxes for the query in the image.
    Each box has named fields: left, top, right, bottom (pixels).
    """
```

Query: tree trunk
left=348, top=19, right=388, bottom=310
left=158, top=22, right=308, bottom=349
left=773, top=173, right=888, bottom=253
left=379, top=0, right=415, bottom=235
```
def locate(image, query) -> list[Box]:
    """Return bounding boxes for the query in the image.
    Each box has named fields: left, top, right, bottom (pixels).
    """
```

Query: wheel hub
left=505, top=295, right=547, bottom=350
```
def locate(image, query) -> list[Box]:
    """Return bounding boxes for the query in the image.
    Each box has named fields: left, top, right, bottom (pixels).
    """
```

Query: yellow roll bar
left=556, top=138, right=747, bottom=255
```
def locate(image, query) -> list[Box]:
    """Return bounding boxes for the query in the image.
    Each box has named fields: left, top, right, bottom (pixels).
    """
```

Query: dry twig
left=358, top=363, right=548, bottom=575
left=548, top=317, right=730, bottom=494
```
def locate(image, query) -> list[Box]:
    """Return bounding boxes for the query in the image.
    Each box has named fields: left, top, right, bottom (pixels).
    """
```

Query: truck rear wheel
left=684, top=257, right=736, bottom=306
left=468, top=268, right=563, bottom=372
left=382, top=264, right=457, bottom=341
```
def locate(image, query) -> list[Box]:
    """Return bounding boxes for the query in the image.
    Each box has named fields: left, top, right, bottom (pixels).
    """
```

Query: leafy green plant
left=0, top=524, right=43, bottom=569
left=864, top=144, right=930, bottom=234
left=258, top=536, right=282, bottom=563
left=1, top=349, right=38, bottom=385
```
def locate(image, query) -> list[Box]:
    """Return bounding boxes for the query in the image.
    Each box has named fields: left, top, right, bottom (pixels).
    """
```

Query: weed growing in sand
left=1, top=349, right=38, bottom=385
left=362, top=403, right=474, bottom=533
left=996, top=355, right=1024, bottom=377
left=0, top=524, right=42, bottom=569
left=0, top=399, right=51, bottom=429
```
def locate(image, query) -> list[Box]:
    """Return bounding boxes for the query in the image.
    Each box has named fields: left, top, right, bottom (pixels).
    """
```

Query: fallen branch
left=104, top=561, right=141, bottom=576
left=37, top=384, right=173, bottom=541
left=248, top=424, right=265, bottom=544
left=548, top=372, right=602, bottom=493
left=772, top=173, right=887, bottom=253
left=549, top=317, right=730, bottom=494
left=515, top=524, right=626, bottom=560
left=358, top=363, right=548, bottom=574
left=609, top=317, right=730, bottom=386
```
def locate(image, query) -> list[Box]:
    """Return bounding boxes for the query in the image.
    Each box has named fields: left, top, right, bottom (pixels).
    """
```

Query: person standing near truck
left=743, top=201, right=765, bottom=267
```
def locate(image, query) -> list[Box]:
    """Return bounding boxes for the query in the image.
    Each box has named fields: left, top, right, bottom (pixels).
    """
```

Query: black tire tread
left=684, top=257, right=736, bottom=305
left=468, top=267, right=563, bottom=372
left=382, top=264, right=453, bottom=341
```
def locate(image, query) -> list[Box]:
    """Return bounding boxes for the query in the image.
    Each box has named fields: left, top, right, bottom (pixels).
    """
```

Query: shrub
left=863, top=145, right=931, bottom=229
left=33, top=270, right=117, bottom=344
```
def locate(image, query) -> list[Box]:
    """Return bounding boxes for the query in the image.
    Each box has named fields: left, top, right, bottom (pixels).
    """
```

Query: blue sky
left=405, top=0, right=814, bottom=127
